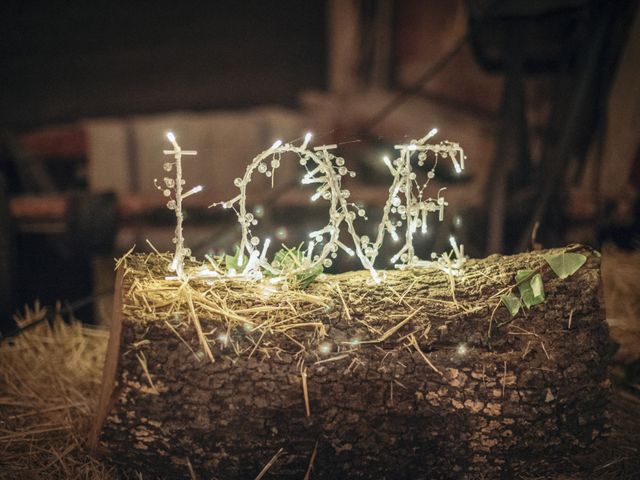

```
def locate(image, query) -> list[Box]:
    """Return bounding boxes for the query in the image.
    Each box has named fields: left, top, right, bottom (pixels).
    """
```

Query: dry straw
left=0, top=303, right=115, bottom=479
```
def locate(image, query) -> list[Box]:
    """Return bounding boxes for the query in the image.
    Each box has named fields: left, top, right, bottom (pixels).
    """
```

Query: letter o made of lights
left=229, top=144, right=356, bottom=278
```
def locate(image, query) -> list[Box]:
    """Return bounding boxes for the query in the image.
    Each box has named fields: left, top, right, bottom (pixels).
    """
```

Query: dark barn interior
left=1, top=1, right=640, bottom=478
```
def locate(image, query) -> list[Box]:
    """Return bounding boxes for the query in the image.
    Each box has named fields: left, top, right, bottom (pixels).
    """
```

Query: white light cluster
left=154, top=132, right=202, bottom=280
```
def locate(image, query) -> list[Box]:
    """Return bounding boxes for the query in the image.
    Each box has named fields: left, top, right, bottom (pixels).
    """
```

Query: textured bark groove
left=92, top=246, right=610, bottom=479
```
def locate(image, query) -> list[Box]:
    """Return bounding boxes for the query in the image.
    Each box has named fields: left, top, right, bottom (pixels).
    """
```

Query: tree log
left=90, top=246, right=611, bottom=479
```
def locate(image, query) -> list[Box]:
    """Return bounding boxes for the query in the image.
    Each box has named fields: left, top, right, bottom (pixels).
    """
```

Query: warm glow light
left=301, top=132, right=312, bottom=150
left=383, top=156, right=397, bottom=175
left=195, top=268, right=219, bottom=278
left=418, top=128, right=438, bottom=144
left=166, top=131, right=176, bottom=142
left=390, top=245, right=407, bottom=264
left=338, top=241, right=355, bottom=256
left=183, top=185, right=203, bottom=198
left=449, top=235, right=461, bottom=257
left=260, top=238, right=271, bottom=260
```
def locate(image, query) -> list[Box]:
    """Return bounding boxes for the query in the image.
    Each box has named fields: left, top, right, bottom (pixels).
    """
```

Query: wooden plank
left=89, top=267, right=124, bottom=453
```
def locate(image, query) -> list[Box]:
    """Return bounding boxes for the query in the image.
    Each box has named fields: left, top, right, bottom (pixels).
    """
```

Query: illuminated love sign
left=157, top=130, right=466, bottom=282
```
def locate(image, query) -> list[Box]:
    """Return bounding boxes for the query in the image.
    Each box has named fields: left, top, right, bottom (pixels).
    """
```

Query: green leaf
left=530, top=273, right=544, bottom=298
left=224, top=246, right=243, bottom=272
left=269, top=245, right=323, bottom=289
left=543, top=252, right=587, bottom=279
left=295, top=262, right=324, bottom=289
left=515, top=269, right=535, bottom=286
left=515, top=269, right=545, bottom=308
left=500, top=293, right=522, bottom=316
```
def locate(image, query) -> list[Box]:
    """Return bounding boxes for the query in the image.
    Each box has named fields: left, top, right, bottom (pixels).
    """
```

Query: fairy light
left=419, top=234, right=467, bottom=275
left=260, top=238, right=271, bottom=261
left=390, top=244, right=408, bottom=264
left=306, top=241, right=315, bottom=261
left=319, top=342, right=332, bottom=355
left=310, top=190, right=323, bottom=202
left=301, top=132, right=312, bottom=150
left=302, top=175, right=327, bottom=185
left=383, top=156, right=397, bottom=175
left=457, top=343, right=467, bottom=355
left=418, top=127, right=438, bottom=144
left=336, top=240, right=355, bottom=256
left=196, top=268, right=219, bottom=278
left=183, top=185, right=203, bottom=198
left=241, top=250, right=260, bottom=275
left=155, top=132, right=200, bottom=280
left=449, top=235, right=461, bottom=258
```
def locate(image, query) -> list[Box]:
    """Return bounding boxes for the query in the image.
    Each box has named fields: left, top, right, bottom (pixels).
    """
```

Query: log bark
left=91, top=246, right=611, bottom=479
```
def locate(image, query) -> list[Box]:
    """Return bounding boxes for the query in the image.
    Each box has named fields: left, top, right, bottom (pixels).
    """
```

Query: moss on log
left=91, top=246, right=611, bottom=479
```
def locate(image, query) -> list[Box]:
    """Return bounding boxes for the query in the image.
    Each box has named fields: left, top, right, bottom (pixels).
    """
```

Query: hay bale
left=0, top=305, right=114, bottom=479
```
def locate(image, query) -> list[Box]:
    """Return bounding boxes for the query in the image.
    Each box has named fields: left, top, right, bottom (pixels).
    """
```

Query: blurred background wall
left=1, top=0, right=639, bottom=332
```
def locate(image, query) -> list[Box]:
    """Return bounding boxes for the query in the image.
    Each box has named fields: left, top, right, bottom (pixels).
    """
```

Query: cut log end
left=91, top=246, right=611, bottom=479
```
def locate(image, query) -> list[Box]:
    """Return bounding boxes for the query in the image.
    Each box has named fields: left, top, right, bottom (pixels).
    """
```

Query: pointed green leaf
left=530, top=273, right=544, bottom=298
left=543, top=252, right=587, bottom=279
left=224, top=246, right=243, bottom=272
left=295, top=262, right=324, bottom=289
left=515, top=269, right=545, bottom=308
left=515, top=269, right=535, bottom=285
left=500, top=293, right=522, bottom=316
left=269, top=245, right=323, bottom=289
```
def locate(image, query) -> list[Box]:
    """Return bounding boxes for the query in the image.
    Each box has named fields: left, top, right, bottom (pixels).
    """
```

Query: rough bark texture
left=91, top=246, right=611, bottom=479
